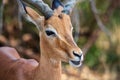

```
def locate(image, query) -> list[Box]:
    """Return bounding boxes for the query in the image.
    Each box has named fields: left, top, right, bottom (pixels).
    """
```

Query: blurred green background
left=0, top=0, right=120, bottom=80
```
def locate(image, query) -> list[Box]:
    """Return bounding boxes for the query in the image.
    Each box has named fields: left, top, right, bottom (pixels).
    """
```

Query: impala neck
left=34, top=49, right=62, bottom=80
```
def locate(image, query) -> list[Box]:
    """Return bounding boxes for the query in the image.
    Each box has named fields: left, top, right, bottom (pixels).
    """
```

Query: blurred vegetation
left=0, top=0, right=120, bottom=80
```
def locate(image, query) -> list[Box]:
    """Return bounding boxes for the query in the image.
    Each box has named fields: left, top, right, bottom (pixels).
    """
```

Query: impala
left=0, top=0, right=83, bottom=80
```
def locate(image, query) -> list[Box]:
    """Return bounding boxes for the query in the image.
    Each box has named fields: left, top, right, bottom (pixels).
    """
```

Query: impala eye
left=45, top=30, right=56, bottom=36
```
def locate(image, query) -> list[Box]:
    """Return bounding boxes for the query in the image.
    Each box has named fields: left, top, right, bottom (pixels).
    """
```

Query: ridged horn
left=62, top=0, right=79, bottom=15
left=23, top=0, right=54, bottom=19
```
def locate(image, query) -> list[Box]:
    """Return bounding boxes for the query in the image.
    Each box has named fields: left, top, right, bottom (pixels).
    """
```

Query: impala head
left=18, top=0, right=83, bottom=67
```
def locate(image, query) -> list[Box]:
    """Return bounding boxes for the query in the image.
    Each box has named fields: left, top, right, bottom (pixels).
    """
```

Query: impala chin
left=69, top=53, right=84, bottom=67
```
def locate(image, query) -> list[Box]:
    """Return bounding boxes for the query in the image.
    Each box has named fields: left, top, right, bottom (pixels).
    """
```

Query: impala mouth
left=69, top=53, right=84, bottom=67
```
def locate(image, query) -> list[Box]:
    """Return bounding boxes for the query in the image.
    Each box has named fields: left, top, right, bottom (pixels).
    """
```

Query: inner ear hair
left=54, top=6, right=63, bottom=14
left=25, top=6, right=41, bottom=20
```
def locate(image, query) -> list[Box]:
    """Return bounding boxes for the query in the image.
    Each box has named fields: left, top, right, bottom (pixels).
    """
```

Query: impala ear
left=25, top=6, right=44, bottom=30
left=25, top=6, right=42, bottom=21
left=17, top=0, right=44, bottom=31
left=52, top=0, right=64, bottom=14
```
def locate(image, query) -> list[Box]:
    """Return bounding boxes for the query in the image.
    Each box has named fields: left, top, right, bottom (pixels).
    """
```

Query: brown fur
left=0, top=6, right=82, bottom=80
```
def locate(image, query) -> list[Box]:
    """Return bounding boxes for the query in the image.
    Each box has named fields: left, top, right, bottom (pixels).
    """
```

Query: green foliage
left=84, top=44, right=101, bottom=69
left=77, top=37, right=88, bottom=47
left=106, top=52, right=119, bottom=66
left=22, top=19, right=39, bottom=34
left=0, top=0, right=2, bottom=5
left=79, top=1, right=94, bottom=28
left=105, top=45, right=120, bottom=72
left=111, top=7, right=120, bottom=25
left=96, top=0, right=110, bottom=14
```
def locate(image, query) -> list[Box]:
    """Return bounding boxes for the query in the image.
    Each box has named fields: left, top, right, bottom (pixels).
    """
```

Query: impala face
left=39, top=13, right=83, bottom=67
left=22, top=0, right=84, bottom=67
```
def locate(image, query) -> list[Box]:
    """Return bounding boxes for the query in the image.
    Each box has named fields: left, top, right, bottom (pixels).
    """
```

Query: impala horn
left=22, top=0, right=54, bottom=19
left=52, top=0, right=63, bottom=10
left=17, top=0, right=27, bottom=15
left=62, top=0, right=79, bottom=15
left=52, top=0, right=79, bottom=15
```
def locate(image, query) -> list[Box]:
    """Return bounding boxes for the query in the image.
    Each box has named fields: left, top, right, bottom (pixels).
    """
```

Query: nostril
left=73, top=51, right=81, bottom=57
left=73, top=51, right=83, bottom=60
left=69, top=51, right=84, bottom=67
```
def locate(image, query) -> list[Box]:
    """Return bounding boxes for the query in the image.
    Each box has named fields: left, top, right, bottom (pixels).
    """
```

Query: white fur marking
left=69, top=54, right=84, bottom=67
left=69, top=60, right=82, bottom=67
left=46, top=25, right=57, bottom=34
left=45, top=25, right=60, bottom=38
left=81, top=54, right=84, bottom=61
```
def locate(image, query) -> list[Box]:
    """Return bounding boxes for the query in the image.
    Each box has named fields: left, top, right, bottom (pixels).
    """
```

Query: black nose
left=69, top=51, right=83, bottom=67
left=73, top=51, right=82, bottom=60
